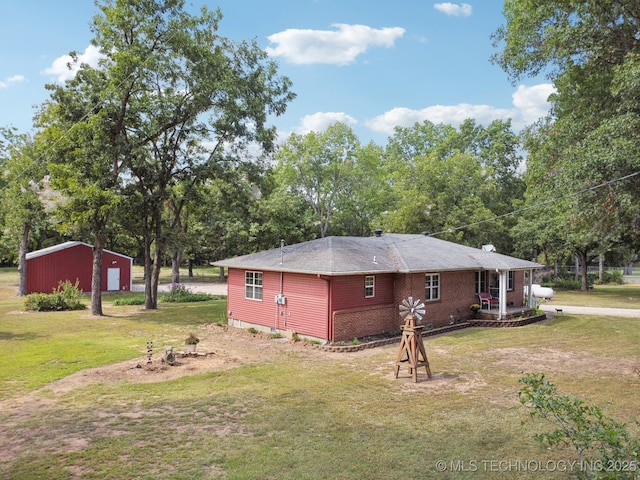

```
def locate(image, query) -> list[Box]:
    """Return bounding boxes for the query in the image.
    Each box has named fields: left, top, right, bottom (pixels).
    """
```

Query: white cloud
left=293, top=112, right=357, bottom=135
left=434, top=3, right=473, bottom=17
left=511, top=84, right=556, bottom=127
left=266, top=24, right=405, bottom=65
left=42, top=45, right=104, bottom=82
left=365, top=83, right=555, bottom=134
left=0, top=75, right=26, bottom=89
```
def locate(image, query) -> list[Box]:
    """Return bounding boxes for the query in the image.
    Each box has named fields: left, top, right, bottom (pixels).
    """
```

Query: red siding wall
left=27, top=244, right=92, bottom=293
left=26, top=244, right=132, bottom=294
left=226, top=269, right=329, bottom=340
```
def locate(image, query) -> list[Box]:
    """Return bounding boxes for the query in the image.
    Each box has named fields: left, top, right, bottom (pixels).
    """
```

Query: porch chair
left=478, top=292, right=499, bottom=310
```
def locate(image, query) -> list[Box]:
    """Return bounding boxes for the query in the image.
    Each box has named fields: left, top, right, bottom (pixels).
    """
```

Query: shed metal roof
left=25, top=241, right=133, bottom=261
left=212, top=234, right=541, bottom=275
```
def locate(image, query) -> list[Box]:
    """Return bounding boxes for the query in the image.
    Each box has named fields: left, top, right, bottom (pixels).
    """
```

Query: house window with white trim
left=507, top=271, right=514, bottom=291
left=425, top=273, right=440, bottom=301
left=245, top=271, right=263, bottom=300
left=365, top=275, right=375, bottom=298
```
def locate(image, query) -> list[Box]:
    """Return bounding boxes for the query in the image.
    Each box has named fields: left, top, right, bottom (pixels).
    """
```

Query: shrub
left=24, top=280, right=86, bottom=312
left=519, top=373, right=639, bottom=479
left=112, top=294, right=145, bottom=306
left=160, top=284, right=215, bottom=303
left=598, top=270, right=624, bottom=285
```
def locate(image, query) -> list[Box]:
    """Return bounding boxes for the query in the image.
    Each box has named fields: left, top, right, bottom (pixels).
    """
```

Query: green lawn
left=1, top=268, right=639, bottom=479
left=549, top=283, right=640, bottom=308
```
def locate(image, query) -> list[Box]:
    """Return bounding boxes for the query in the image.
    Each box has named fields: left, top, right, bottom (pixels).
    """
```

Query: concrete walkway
left=542, top=304, right=640, bottom=318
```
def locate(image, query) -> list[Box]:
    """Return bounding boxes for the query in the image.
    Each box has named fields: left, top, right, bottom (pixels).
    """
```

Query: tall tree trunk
left=151, top=244, right=161, bottom=309
left=149, top=207, right=163, bottom=309
left=17, top=223, right=30, bottom=296
left=598, top=254, right=604, bottom=282
left=576, top=250, right=589, bottom=291
left=188, top=258, right=193, bottom=278
left=91, top=234, right=104, bottom=316
left=171, top=248, right=182, bottom=284
left=144, top=233, right=154, bottom=309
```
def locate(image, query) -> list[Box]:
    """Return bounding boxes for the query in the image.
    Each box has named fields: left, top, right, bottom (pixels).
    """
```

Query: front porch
left=469, top=305, right=547, bottom=328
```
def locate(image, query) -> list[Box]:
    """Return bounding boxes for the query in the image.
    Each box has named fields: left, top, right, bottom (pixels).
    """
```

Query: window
left=475, top=271, right=487, bottom=294
left=507, top=271, right=514, bottom=291
left=365, top=276, right=375, bottom=298
left=425, top=273, right=440, bottom=301
left=245, top=271, right=263, bottom=300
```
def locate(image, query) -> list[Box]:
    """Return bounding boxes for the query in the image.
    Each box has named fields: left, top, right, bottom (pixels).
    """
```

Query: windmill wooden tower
left=394, top=296, right=432, bottom=382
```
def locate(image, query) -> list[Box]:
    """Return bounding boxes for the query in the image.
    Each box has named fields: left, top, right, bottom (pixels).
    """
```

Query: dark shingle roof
left=212, top=234, right=541, bottom=275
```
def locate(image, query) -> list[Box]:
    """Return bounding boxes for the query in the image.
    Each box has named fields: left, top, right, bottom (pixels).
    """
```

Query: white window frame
left=507, top=271, right=514, bottom=291
left=425, top=273, right=440, bottom=301
left=475, top=271, right=487, bottom=294
left=245, top=271, right=263, bottom=300
left=365, top=275, right=375, bottom=298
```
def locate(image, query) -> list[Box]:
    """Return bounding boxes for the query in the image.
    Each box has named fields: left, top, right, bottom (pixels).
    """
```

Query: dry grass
left=0, top=268, right=639, bottom=479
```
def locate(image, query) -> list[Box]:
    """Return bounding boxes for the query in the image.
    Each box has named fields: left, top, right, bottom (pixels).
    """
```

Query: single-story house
left=212, top=232, right=542, bottom=343
left=25, top=241, right=133, bottom=294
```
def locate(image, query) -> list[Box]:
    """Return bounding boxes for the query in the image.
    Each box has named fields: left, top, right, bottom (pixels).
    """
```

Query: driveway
left=542, top=304, right=640, bottom=317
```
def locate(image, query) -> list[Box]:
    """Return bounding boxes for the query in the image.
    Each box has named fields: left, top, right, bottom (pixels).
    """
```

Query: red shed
left=25, top=241, right=132, bottom=294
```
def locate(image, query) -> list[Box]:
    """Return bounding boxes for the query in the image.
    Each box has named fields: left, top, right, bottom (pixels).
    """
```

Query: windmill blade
left=399, top=296, right=426, bottom=320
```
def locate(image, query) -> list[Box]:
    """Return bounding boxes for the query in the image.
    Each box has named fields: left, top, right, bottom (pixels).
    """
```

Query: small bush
left=112, top=295, right=145, bottom=306
left=161, top=284, right=214, bottom=303
left=519, top=373, right=639, bottom=478
left=597, top=270, right=624, bottom=285
left=24, top=280, right=86, bottom=312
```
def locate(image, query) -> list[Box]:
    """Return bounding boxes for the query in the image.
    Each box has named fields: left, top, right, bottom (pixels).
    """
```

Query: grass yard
left=1, top=269, right=639, bottom=479
left=549, top=283, right=640, bottom=308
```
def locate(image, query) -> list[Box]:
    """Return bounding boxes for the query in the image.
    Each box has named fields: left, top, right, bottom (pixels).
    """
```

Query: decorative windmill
left=394, top=296, right=432, bottom=382
left=399, top=296, right=425, bottom=324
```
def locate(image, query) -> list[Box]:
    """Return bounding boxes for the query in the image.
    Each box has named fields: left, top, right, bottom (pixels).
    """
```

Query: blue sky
left=0, top=1, right=553, bottom=145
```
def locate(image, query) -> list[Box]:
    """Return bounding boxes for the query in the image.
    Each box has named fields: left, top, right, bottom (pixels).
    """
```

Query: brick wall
left=332, top=305, right=397, bottom=341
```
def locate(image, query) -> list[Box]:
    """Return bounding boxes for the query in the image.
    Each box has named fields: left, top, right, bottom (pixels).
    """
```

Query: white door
left=107, top=268, right=120, bottom=291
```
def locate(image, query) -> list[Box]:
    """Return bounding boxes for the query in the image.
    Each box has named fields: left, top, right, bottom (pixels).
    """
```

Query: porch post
left=527, top=269, right=535, bottom=308
left=498, top=270, right=507, bottom=320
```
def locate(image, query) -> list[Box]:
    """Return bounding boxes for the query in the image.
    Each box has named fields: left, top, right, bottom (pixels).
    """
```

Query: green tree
left=379, top=120, right=523, bottom=251
left=275, top=122, right=359, bottom=238
left=40, top=0, right=294, bottom=310
left=0, top=129, right=49, bottom=295
left=493, top=0, right=640, bottom=278
left=331, top=141, right=388, bottom=237
left=38, top=65, right=124, bottom=315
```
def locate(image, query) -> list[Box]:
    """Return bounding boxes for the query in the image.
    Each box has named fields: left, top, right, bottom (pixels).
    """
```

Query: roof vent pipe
left=374, top=229, right=383, bottom=237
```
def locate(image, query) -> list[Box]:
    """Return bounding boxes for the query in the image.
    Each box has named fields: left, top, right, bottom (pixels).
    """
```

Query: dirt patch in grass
left=15, top=325, right=337, bottom=399
left=487, top=347, right=638, bottom=377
